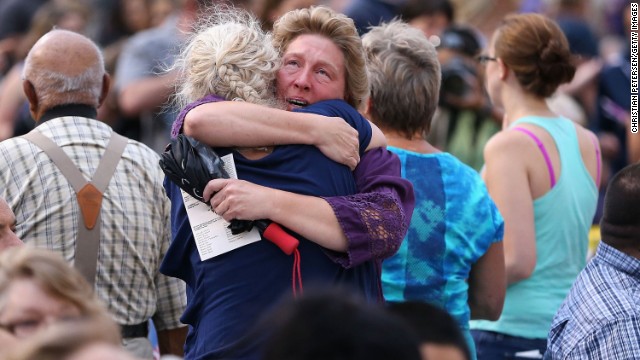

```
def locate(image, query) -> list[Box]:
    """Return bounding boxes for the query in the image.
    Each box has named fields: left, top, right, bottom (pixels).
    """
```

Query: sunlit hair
left=493, top=13, right=575, bottom=98
left=362, top=20, right=441, bottom=137
left=22, top=30, right=104, bottom=108
left=5, top=316, right=122, bottom=360
left=0, top=247, right=109, bottom=321
left=272, top=6, right=369, bottom=109
left=172, top=5, right=280, bottom=109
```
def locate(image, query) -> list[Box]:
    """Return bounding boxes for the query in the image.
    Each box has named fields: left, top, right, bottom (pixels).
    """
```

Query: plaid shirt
left=545, top=242, right=640, bottom=359
left=0, top=114, right=185, bottom=330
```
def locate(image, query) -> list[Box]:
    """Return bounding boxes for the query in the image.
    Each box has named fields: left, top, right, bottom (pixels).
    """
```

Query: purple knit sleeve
left=170, top=94, right=226, bottom=139
left=323, top=147, right=415, bottom=268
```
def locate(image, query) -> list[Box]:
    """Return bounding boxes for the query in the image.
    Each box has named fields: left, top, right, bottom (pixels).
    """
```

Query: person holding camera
left=428, top=25, right=503, bottom=171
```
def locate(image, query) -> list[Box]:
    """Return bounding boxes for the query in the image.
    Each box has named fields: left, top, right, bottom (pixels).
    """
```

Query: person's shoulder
left=0, top=138, right=30, bottom=167
left=483, top=129, right=529, bottom=159
left=310, top=100, right=366, bottom=124
left=0, top=135, right=29, bottom=147
left=122, top=137, right=159, bottom=158
left=439, top=152, right=479, bottom=173
left=555, top=260, right=636, bottom=325
left=118, top=136, right=162, bottom=169
left=301, top=99, right=352, bottom=114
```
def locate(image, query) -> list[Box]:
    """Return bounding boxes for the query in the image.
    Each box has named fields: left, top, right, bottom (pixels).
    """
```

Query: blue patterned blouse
left=381, top=149, right=503, bottom=354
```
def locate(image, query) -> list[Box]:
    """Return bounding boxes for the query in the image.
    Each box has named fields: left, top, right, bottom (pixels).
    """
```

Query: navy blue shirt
left=161, top=100, right=375, bottom=359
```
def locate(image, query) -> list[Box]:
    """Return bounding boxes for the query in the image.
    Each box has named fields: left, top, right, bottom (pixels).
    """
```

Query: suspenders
left=21, top=129, right=128, bottom=287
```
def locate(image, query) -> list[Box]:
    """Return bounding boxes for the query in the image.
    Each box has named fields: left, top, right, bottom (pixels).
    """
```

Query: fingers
left=347, top=153, right=359, bottom=171
left=203, top=179, right=228, bottom=202
left=212, top=199, right=232, bottom=221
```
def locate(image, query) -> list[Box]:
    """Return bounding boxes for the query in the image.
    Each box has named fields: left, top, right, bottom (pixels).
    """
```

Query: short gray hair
left=362, top=20, right=441, bottom=136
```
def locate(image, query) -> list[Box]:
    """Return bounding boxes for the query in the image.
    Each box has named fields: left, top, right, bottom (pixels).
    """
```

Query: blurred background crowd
left=0, top=0, right=634, bottom=211
left=0, top=0, right=636, bottom=359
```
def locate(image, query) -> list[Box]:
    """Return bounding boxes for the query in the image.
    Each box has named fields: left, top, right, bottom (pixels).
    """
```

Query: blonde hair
left=5, top=316, right=122, bottom=360
left=272, top=6, right=369, bottom=109
left=0, top=247, right=109, bottom=322
left=172, top=6, right=281, bottom=109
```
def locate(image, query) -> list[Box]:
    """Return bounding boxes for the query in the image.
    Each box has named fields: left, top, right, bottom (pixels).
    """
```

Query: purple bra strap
left=589, top=133, right=601, bottom=186
left=513, top=127, right=556, bottom=188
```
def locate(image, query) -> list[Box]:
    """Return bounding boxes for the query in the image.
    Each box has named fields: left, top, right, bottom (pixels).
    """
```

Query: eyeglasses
left=476, top=55, right=497, bottom=65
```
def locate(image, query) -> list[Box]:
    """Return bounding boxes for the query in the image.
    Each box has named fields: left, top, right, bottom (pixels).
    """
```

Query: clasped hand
left=203, top=179, right=275, bottom=221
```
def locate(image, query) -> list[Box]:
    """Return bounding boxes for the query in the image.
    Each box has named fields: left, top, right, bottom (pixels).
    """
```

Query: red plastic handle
left=263, top=223, right=299, bottom=255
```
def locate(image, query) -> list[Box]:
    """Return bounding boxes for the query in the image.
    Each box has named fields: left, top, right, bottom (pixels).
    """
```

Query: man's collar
left=39, top=104, right=97, bottom=124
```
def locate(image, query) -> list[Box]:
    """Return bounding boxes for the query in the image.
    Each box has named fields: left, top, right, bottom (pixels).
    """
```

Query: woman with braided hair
left=161, top=6, right=409, bottom=360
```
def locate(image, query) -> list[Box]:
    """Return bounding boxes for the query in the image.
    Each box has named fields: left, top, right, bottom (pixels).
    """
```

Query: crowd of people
left=0, top=0, right=637, bottom=359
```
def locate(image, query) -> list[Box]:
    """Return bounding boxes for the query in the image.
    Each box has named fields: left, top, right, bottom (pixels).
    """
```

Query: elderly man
left=0, top=29, right=186, bottom=359
left=545, top=162, right=640, bottom=359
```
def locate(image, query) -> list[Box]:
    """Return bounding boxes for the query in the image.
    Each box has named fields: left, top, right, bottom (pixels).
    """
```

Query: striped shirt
left=0, top=114, right=185, bottom=330
left=545, top=242, right=640, bottom=359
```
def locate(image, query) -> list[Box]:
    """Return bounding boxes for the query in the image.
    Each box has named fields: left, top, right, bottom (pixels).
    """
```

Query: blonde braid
left=170, top=6, right=281, bottom=110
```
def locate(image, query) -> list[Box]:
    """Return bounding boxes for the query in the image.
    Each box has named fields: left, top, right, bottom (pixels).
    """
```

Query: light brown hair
left=5, top=316, right=122, bottom=360
left=0, top=247, right=109, bottom=322
left=272, top=6, right=369, bottom=109
left=493, top=13, right=575, bottom=98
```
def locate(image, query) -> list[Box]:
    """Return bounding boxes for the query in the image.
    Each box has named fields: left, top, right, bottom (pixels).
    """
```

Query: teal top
left=471, top=116, right=598, bottom=339
left=381, top=149, right=504, bottom=357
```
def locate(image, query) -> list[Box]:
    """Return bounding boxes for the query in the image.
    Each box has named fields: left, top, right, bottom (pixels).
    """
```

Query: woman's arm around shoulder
left=184, top=101, right=361, bottom=169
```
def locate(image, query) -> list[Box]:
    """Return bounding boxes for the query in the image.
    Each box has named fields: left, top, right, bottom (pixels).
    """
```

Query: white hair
left=22, top=30, right=105, bottom=108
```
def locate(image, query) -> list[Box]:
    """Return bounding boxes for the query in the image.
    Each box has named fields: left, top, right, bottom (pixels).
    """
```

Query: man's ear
left=98, top=73, right=111, bottom=108
left=23, top=80, right=40, bottom=121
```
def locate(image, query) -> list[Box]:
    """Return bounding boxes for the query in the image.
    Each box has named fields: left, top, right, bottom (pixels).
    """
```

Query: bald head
left=22, top=30, right=109, bottom=120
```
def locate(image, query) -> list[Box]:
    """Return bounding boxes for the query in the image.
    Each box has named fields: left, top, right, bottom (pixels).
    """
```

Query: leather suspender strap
left=22, top=131, right=87, bottom=191
left=21, top=130, right=128, bottom=287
